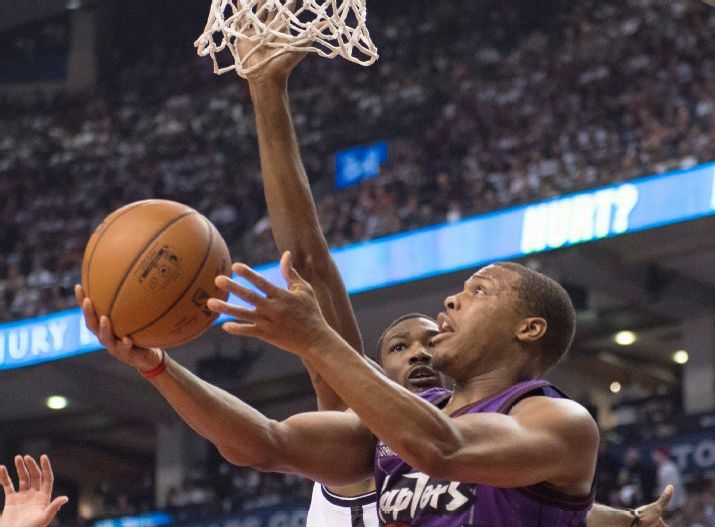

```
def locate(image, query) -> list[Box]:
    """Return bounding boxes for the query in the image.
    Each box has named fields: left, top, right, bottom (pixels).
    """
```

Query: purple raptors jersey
left=374, top=380, right=595, bottom=527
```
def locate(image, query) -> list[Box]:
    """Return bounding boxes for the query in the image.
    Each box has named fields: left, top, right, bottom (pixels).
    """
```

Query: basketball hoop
left=195, top=0, right=379, bottom=78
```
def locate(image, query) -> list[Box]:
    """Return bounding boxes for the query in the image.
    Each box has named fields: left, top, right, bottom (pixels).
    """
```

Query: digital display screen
left=2, top=161, right=714, bottom=370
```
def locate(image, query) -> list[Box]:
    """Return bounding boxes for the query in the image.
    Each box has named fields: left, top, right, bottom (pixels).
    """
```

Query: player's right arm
left=75, top=286, right=375, bottom=487
left=239, top=36, right=364, bottom=412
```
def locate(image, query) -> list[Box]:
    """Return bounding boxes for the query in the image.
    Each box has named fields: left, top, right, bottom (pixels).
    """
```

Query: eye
left=474, top=285, right=486, bottom=295
left=390, top=343, right=407, bottom=353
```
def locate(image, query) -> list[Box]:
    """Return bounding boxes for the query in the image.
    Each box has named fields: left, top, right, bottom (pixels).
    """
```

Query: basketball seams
left=126, top=215, right=216, bottom=339
left=84, top=200, right=156, bottom=299
left=107, top=211, right=197, bottom=320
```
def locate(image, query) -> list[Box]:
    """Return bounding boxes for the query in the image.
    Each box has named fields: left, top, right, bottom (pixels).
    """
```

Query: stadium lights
left=614, top=330, right=637, bottom=346
left=46, top=395, right=69, bottom=410
left=672, top=350, right=689, bottom=365
left=609, top=382, right=622, bottom=394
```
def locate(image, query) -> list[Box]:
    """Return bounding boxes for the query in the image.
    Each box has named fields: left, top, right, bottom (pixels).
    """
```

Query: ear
left=516, top=317, right=547, bottom=345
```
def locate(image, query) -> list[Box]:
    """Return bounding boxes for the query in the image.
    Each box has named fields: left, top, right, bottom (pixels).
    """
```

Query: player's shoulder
left=511, top=396, right=599, bottom=442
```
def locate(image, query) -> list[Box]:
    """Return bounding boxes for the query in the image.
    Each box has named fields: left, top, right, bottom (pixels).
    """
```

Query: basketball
left=81, top=199, right=232, bottom=349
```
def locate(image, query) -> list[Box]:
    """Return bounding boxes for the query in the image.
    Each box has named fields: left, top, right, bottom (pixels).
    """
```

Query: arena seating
left=1, top=0, right=714, bottom=322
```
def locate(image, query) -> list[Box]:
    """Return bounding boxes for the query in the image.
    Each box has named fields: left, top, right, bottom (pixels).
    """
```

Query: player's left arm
left=208, top=254, right=599, bottom=490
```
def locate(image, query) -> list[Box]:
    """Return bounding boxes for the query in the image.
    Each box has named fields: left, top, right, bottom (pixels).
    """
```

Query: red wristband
left=140, top=350, right=167, bottom=379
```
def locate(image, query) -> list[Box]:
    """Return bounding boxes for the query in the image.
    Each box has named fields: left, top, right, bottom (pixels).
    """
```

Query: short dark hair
left=493, top=262, right=576, bottom=369
left=375, top=313, right=437, bottom=364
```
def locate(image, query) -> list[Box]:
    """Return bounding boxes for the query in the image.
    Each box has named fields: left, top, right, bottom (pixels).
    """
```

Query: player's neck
left=446, top=367, right=531, bottom=413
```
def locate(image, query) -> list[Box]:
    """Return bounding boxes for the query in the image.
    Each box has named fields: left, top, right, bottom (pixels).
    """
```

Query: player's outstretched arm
left=208, top=255, right=599, bottom=492
left=75, top=286, right=374, bottom=487
left=587, top=486, right=673, bottom=527
left=0, top=455, right=68, bottom=527
left=242, top=44, right=364, bottom=411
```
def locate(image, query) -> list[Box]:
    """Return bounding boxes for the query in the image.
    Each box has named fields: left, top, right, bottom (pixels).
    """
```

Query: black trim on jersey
left=496, top=380, right=555, bottom=414
left=521, top=481, right=596, bottom=511
left=350, top=504, right=366, bottom=527
left=320, top=485, right=377, bottom=508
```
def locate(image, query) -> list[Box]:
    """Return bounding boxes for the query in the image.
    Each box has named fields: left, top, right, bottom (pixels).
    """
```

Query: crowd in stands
left=81, top=426, right=714, bottom=526
left=88, top=463, right=311, bottom=524
left=1, top=0, right=715, bottom=321
left=595, top=444, right=715, bottom=527
left=67, top=384, right=712, bottom=526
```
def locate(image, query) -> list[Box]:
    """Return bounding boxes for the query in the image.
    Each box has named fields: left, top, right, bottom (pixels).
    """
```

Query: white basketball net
left=195, top=0, right=379, bottom=78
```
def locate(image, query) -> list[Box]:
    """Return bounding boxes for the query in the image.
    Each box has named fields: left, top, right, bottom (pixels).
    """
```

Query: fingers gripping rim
left=194, top=0, right=379, bottom=78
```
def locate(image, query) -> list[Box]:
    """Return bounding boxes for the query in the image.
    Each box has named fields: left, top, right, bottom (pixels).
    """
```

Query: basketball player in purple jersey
left=242, top=36, right=673, bottom=527
left=75, top=30, right=672, bottom=527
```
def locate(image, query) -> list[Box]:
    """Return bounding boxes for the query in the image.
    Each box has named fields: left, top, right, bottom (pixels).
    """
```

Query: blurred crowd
left=88, top=462, right=312, bottom=524
left=75, top=381, right=712, bottom=526
left=1, top=0, right=715, bottom=321
left=83, top=431, right=714, bottom=527
left=596, top=444, right=715, bottom=527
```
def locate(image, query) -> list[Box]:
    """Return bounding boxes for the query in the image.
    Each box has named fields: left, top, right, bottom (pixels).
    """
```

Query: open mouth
left=407, top=365, right=440, bottom=387
left=431, top=312, right=455, bottom=345
left=436, top=312, right=455, bottom=333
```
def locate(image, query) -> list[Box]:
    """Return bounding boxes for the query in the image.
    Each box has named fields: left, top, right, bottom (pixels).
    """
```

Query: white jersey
left=306, top=482, right=379, bottom=527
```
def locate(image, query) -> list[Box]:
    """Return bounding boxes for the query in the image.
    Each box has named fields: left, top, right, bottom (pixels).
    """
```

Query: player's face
left=431, top=265, right=523, bottom=378
left=379, top=318, right=444, bottom=393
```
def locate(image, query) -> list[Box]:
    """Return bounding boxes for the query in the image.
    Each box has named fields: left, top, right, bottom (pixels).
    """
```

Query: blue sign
left=2, top=161, right=715, bottom=370
left=0, top=308, right=100, bottom=371
left=335, top=141, right=388, bottom=189
left=93, top=511, right=173, bottom=527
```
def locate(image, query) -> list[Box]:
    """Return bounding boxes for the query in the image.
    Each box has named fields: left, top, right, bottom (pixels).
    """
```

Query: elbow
left=399, top=437, right=461, bottom=480
left=216, top=443, right=278, bottom=472
left=291, top=249, right=331, bottom=281
left=215, top=422, right=283, bottom=472
left=417, top=448, right=457, bottom=480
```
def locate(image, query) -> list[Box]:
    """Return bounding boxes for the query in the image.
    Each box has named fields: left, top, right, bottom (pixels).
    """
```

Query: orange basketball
left=81, top=199, right=232, bottom=349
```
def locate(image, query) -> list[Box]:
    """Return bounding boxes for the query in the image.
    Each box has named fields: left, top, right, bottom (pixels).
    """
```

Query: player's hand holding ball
left=75, top=285, right=163, bottom=373
left=207, top=251, right=337, bottom=356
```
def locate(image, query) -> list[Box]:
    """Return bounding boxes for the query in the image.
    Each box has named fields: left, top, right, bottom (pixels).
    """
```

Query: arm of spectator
left=75, top=286, right=375, bottom=487
left=586, top=486, right=672, bottom=527
left=0, top=455, right=68, bottom=527
left=244, top=44, right=364, bottom=412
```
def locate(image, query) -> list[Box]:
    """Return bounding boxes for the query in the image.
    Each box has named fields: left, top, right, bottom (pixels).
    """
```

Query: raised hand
left=207, top=252, right=335, bottom=355
left=74, top=285, right=163, bottom=372
left=237, top=0, right=308, bottom=84
left=633, top=485, right=674, bottom=527
left=0, top=455, right=68, bottom=527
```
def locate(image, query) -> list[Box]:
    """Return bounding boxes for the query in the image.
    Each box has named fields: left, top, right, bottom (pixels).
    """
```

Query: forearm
left=249, top=78, right=363, bottom=410
left=249, top=79, right=327, bottom=265
left=587, top=503, right=634, bottom=527
left=305, top=330, right=462, bottom=473
left=149, top=356, right=281, bottom=468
